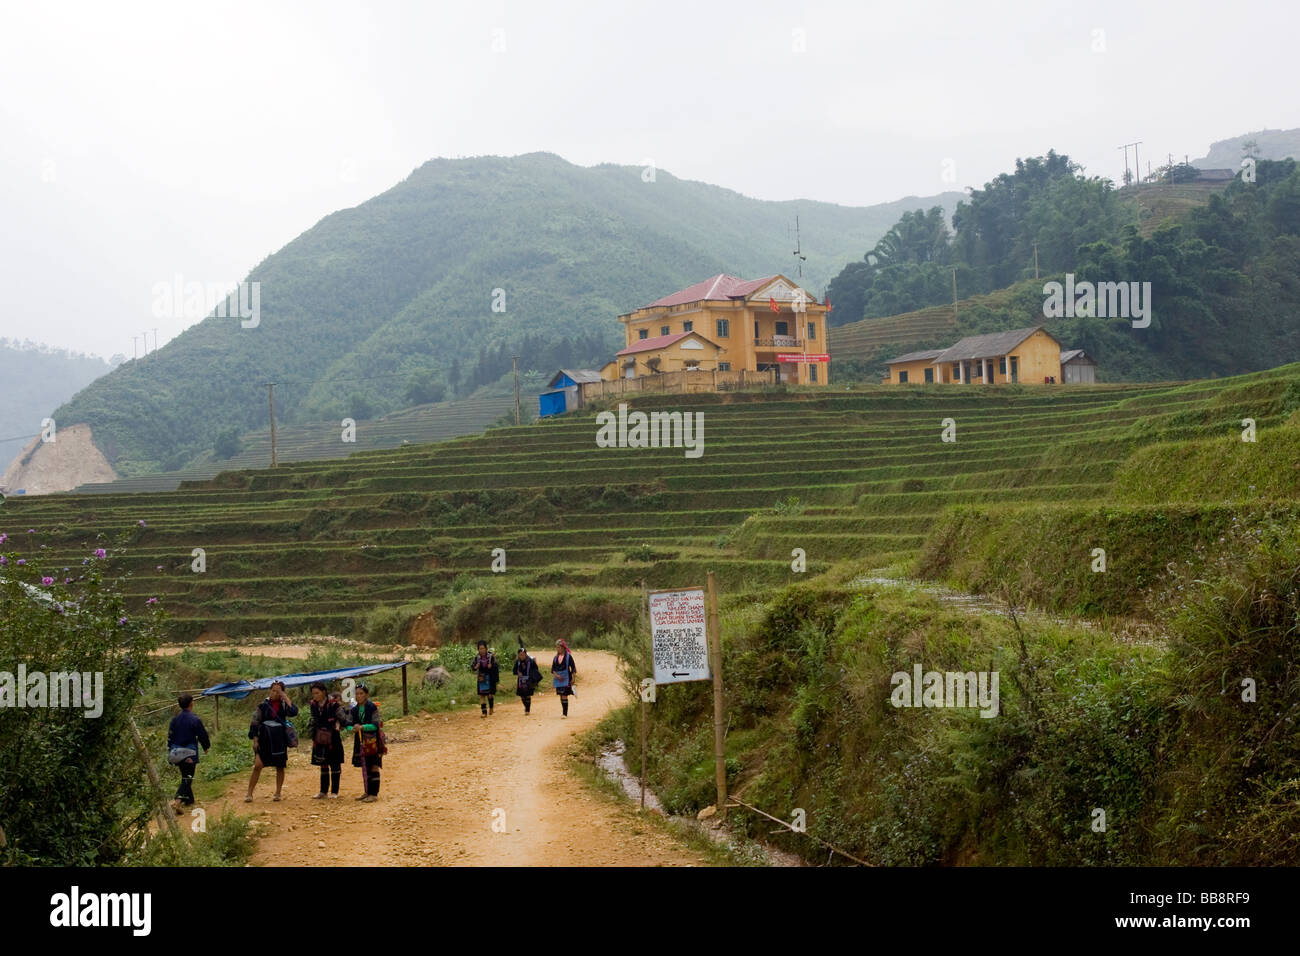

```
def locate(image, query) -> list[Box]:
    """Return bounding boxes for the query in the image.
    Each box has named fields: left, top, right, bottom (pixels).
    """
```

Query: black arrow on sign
left=671, top=672, right=690, bottom=677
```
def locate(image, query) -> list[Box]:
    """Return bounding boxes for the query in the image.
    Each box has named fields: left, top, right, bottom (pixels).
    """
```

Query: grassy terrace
left=5, top=367, right=1298, bottom=640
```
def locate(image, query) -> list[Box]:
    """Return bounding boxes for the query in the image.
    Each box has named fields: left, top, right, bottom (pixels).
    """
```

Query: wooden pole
left=640, top=578, right=649, bottom=810
left=640, top=696, right=648, bottom=810
left=512, top=356, right=521, bottom=426
left=213, top=694, right=219, bottom=731
left=707, top=570, right=726, bottom=820
left=266, top=383, right=278, bottom=468
left=401, top=662, right=409, bottom=715
left=128, top=717, right=180, bottom=837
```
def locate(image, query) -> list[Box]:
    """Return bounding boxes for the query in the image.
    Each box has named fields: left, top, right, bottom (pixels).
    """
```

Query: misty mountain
left=56, top=152, right=962, bottom=475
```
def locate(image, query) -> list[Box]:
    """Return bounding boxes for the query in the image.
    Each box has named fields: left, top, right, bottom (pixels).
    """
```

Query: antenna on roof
left=792, top=216, right=806, bottom=278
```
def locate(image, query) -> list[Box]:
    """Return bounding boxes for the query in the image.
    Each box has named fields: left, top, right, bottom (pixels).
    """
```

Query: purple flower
left=27, top=529, right=34, bottom=534
left=64, top=577, right=72, bottom=584
left=118, top=616, right=129, bottom=625
left=0, top=532, right=6, bottom=544
left=17, top=559, right=26, bottom=565
left=53, top=603, right=64, bottom=614
left=155, top=565, right=163, bottom=571
left=94, top=548, right=106, bottom=559
left=0, top=556, right=7, bottom=566
left=146, top=597, right=159, bottom=605
left=82, top=558, right=89, bottom=565
left=41, top=576, right=54, bottom=586
left=138, top=520, right=147, bottom=528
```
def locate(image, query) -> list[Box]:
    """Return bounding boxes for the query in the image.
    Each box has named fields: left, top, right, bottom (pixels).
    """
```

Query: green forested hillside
left=0, top=340, right=116, bottom=477
left=55, top=152, right=961, bottom=475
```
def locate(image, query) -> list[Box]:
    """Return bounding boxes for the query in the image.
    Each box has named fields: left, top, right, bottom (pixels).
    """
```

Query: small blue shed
left=539, top=368, right=602, bottom=418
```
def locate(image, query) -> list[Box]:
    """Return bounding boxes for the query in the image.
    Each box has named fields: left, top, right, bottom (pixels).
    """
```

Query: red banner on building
left=776, top=353, right=830, bottom=363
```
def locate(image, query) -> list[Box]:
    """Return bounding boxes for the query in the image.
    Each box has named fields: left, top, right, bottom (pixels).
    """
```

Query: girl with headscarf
left=342, top=682, right=385, bottom=801
left=551, top=639, right=577, bottom=717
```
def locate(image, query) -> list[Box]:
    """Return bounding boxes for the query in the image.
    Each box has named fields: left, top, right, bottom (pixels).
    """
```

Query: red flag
left=769, top=297, right=779, bottom=312
left=825, top=296, right=833, bottom=312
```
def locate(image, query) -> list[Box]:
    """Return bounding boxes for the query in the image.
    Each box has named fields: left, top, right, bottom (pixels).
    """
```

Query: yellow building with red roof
left=609, top=273, right=830, bottom=385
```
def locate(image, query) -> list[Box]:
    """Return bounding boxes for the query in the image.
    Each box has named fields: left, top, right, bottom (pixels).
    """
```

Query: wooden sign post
left=707, top=570, right=726, bottom=821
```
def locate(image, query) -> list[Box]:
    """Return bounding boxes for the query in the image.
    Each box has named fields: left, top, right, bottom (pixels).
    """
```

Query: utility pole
left=152, top=328, right=159, bottom=353
left=265, top=383, right=278, bottom=467
left=1033, top=241, right=1040, bottom=279
left=132, top=335, right=139, bottom=360
left=951, top=266, right=959, bottom=320
left=1118, top=141, right=1143, bottom=186
left=512, top=355, right=521, bottom=426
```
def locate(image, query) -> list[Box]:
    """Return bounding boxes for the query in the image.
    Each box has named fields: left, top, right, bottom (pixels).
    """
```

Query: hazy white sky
left=2, top=0, right=1296, bottom=358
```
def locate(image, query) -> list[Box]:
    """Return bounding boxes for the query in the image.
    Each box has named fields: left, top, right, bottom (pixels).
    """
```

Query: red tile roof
left=617, top=331, right=692, bottom=356
left=616, top=330, right=723, bottom=356
left=647, top=273, right=780, bottom=308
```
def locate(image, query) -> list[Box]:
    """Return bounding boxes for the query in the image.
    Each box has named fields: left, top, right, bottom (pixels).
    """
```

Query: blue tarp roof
left=201, top=661, right=407, bottom=699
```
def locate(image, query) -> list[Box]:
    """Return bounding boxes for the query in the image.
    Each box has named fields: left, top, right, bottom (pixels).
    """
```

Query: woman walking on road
left=513, top=644, right=543, bottom=715
left=343, top=682, right=385, bottom=802
left=551, top=639, right=577, bottom=717
left=245, top=680, right=298, bottom=802
left=308, top=682, right=345, bottom=799
left=470, top=640, right=500, bottom=717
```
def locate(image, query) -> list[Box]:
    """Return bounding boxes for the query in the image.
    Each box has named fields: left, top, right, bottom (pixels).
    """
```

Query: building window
left=999, top=357, right=1007, bottom=375
left=683, top=320, right=693, bottom=332
left=924, top=367, right=934, bottom=383
left=718, top=362, right=731, bottom=371
left=810, top=365, right=818, bottom=383
left=754, top=321, right=760, bottom=339
left=661, top=325, right=670, bottom=336
left=898, top=370, right=909, bottom=383
left=807, top=322, right=816, bottom=340
left=716, top=318, right=729, bottom=338
left=775, top=321, right=789, bottom=336
left=638, top=328, right=648, bottom=340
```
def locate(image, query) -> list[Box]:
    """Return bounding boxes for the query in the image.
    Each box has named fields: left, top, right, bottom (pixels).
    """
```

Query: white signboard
left=649, top=587, right=710, bottom=685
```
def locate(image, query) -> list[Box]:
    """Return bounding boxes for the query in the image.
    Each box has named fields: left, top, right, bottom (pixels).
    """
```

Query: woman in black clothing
left=551, top=639, right=577, bottom=717
left=512, top=645, right=543, bottom=714
left=470, top=640, right=500, bottom=717
left=343, top=682, right=385, bottom=801
left=245, top=680, right=299, bottom=802
left=308, top=682, right=345, bottom=799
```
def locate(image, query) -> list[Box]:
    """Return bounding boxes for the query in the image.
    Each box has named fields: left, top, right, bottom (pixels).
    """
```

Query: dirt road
left=217, top=649, right=708, bottom=866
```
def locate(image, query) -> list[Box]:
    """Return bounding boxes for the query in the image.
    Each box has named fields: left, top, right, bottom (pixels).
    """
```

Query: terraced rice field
left=827, top=305, right=958, bottom=360
left=5, top=369, right=1295, bottom=640
left=71, top=395, right=516, bottom=494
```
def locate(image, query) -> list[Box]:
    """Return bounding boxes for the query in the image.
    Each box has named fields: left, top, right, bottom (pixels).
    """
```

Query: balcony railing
left=754, top=335, right=803, bottom=348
